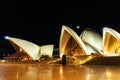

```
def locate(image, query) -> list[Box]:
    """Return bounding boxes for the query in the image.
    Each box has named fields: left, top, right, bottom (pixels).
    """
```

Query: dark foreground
left=0, top=62, right=120, bottom=80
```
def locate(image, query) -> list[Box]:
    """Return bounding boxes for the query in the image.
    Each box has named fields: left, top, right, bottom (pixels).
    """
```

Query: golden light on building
left=4, top=37, right=54, bottom=61
left=103, top=27, right=120, bottom=56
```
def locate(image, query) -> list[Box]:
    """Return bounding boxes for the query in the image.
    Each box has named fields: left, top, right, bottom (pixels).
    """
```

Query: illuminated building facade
left=4, top=37, right=54, bottom=61
left=59, top=25, right=102, bottom=57
left=59, top=25, right=120, bottom=64
left=103, top=27, right=120, bottom=56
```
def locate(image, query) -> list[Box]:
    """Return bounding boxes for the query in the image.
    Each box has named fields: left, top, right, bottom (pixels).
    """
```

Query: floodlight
left=4, top=36, right=10, bottom=40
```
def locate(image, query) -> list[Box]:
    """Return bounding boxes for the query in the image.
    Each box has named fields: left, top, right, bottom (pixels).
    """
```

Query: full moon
left=76, top=26, right=80, bottom=29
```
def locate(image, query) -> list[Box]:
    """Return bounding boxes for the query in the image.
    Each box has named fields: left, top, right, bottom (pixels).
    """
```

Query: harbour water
left=0, top=62, right=120, bottom=80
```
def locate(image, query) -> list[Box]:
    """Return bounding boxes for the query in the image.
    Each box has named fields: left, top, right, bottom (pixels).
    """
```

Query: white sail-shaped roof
left=40, top=45, right=54, bottom=57
left=59, top=25, right=89, bottom=57
left=84, top=43, right=101, bottom=54
left=8, top=37, right=41, bottom=60
left=80, top=28, right=103, bottom=54
left=103, top=27, right=120, bottom=56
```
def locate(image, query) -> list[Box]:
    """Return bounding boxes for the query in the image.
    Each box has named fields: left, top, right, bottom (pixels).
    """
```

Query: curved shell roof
left=80, top=28, right=103, bottom=54
left=8, top=37, right=41, bottom=60
left=103, top=27, right=120, bottom=56
left=59, top=25, right=89, bottom=56
left=40, top=45, right=54, bottom=57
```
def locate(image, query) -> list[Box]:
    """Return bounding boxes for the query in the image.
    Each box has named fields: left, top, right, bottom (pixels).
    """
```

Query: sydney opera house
left=59, top=25, right=120, bottom=65
left=4, top=37, right=54, bottom=62
left=2, top=25, right=120, bottom=65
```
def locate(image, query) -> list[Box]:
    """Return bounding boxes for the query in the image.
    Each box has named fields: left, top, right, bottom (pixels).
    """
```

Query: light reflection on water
left=0, top=63, right=120, bottom=80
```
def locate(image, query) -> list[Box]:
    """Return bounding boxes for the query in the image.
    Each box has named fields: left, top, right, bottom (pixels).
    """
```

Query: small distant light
left=76, top=26, right=80, bottom=29
left=4, top=36, right=10, bottom=40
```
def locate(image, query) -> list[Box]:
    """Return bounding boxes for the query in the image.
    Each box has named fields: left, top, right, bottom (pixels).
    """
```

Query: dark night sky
left=1, top=1, right=120, bottom=53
